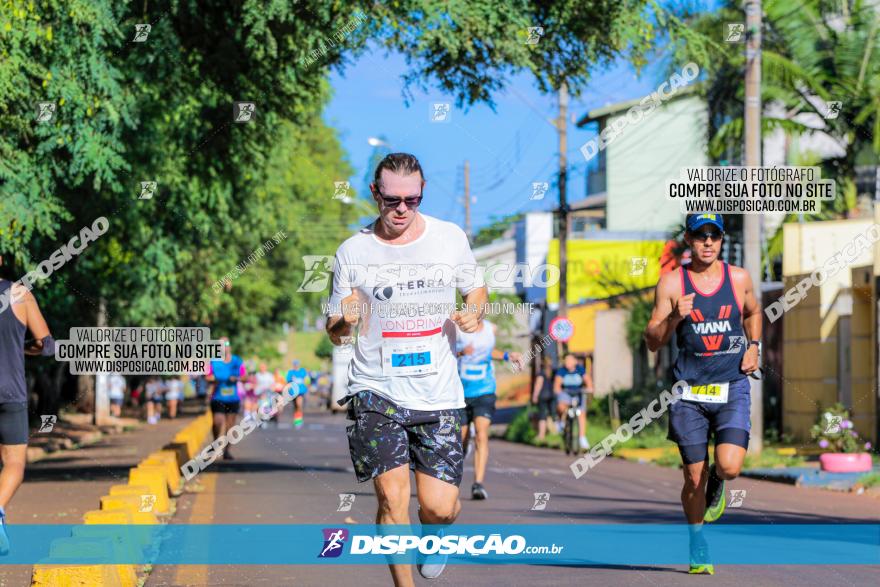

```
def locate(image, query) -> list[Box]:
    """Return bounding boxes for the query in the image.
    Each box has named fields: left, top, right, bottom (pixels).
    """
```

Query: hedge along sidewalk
left=0, top=405, right=210, bottom=587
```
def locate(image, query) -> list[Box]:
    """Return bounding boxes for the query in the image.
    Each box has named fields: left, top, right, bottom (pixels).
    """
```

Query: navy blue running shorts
left=668, top=377, right=751, bottom=464
left=0, top=402, right=29, bottom=445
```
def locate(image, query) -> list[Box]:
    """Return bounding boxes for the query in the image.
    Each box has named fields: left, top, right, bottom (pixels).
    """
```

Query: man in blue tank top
left=645, top=214, right=761, bottom=575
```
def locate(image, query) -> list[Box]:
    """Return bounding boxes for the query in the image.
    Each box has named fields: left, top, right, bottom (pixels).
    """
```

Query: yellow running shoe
left=689, top=564, right=715, bottom=575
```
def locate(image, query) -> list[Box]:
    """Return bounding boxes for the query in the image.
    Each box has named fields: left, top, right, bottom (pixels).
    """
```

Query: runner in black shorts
left=455, top=319, right=523, bottom=500
left=206, top=338, right=246, bottom=460
left=326, top=153, right=488, bottom=585
left=531, top=358, right=556, bottom=442
left=0, top=254, right=54, bottom=554
left=645, top=214, right=761, bottom=575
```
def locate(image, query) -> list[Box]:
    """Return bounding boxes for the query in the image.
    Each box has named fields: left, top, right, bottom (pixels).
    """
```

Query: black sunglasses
left=690, top=230, right=724, bottom=242
left=376, top=190, right=423, bottom=209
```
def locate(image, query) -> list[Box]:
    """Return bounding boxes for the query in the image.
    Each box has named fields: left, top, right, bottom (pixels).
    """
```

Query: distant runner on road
left=254, top=363, right=276, bottom=426
left=325, top=153, right=488, bottom=585
left=455, top=319, right=522, bottom=500
left=108, top=372, right=126, bottom=418
left=285, top=359, right=309, bottom=429
left=645, top=214, right=761, bottom=575
left=0, top=254, right=54, bottom=555
left=206, top=337, right=246, bottom=461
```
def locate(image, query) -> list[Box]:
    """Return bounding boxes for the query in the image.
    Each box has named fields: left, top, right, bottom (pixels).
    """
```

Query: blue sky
left=324, top=48, right=665, bottom=232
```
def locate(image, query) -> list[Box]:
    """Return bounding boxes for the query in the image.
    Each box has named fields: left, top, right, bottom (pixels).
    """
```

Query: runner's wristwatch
left=748, top=340, right=762, bottom=355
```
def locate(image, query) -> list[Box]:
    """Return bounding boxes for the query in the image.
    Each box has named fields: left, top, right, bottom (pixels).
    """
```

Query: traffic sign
left=549, top=317, right=574, bottom=342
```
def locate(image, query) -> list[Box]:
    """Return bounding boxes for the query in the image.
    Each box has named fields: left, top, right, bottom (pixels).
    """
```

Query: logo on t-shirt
left=373, top=285, right=394, bottom=301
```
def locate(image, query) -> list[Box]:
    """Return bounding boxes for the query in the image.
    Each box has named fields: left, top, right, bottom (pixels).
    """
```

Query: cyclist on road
left=326, top=153, right=487, bottom=585
left=455, top=319, right=523, bottom=500
left=645, top=214, right=761, bottom=575
left=285, top=359, right=309, bottom=428
left=206, top=338, right=246, bottom=460
left=554, top=353, right=593, bottom=451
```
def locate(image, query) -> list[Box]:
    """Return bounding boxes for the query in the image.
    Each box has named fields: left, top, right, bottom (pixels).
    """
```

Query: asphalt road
left=147, top=407, right=878, bottom=587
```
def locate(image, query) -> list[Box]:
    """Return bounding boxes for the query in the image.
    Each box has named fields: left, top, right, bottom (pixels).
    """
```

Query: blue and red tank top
left=673, top=263, right=747, bottom=385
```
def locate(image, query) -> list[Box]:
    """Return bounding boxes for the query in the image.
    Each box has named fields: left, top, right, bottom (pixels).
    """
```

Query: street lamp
left=367, top=136, right=391, bottom=148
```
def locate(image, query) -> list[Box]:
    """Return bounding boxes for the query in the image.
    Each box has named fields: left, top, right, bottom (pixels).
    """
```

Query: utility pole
left=94, top=297, right=110, bottom=425
left=557, top=83, right=569, bottom=355
left=463, top=160, right=471, bottom=242
left=744, top=0, right=763, bottom=455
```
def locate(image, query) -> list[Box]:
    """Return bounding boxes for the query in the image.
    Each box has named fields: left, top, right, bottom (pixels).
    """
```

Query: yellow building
left=779, top=215, right=878, bottom=443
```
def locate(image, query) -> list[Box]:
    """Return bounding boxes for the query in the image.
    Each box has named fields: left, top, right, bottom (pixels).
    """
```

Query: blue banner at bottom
left=2, top=524, right=878, bottom=565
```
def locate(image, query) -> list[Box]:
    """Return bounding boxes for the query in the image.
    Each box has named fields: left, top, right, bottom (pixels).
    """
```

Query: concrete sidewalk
left=0, top=406, right=205, bottom=587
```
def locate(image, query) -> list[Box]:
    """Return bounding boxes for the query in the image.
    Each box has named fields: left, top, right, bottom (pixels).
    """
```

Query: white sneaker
left=417, top=529, right=448, bottom=579
left=579, top=436, right=590, bottom=450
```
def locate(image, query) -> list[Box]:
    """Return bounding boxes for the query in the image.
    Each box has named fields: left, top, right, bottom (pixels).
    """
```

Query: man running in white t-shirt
left=326, top=153, right=487, bottom=586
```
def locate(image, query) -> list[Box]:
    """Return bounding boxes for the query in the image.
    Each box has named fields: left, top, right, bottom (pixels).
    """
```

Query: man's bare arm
left=21, top=288, right=52, bottom=356
left=452, top=286, right=488, bottom=333
left=326, top=292, right=360, bottom=346
left=644, top=271, right=692, bottom=352
left=736, top=268, right=762, bottom=342
left=733, top=267, right=761, bottom=374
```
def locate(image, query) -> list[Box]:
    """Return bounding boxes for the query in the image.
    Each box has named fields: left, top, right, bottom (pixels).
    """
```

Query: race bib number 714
left=681, top=381, right=729, bottom=404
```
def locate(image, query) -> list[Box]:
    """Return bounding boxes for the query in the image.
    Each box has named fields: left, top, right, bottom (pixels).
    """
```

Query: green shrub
left=857, top=472, right=880, bottom=488
left=597, top=380, right=675, bottom=428
left=314, top=336, right=334, bottom=361
left=505, top=407, right=536, bottom=444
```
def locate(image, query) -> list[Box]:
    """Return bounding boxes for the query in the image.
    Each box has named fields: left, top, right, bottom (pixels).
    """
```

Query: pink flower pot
left=819, top=452, right=873, bottom=473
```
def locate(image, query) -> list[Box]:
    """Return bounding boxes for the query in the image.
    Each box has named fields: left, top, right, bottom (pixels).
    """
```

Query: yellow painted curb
left=100, top=494, right=141, bottom=513
left=72, top=525, right=145, bottom=558
left=36, top=532, right=139, bottom=587
left=32, top=563, right=134, bottom=587
left=84, top=509, right=133, bottom=525
left=108, top=484, right=152, bottom=499
left=128, top=467, right=170, bottom=514
left=143, top=450, right=183, bottom=493
left=172, top=431, right=198, bottom=460
left=616, top=447, right=678, bottom=461
left=31, top=411, right=211, bottom=587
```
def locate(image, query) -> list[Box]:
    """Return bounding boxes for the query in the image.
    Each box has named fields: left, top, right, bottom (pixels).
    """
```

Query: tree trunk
left=36, top=362, right=67, bottom=418
left=76, top=374, right=95, bottom=414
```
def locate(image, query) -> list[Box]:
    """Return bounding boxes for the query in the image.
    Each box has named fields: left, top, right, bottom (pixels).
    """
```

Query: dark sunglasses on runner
left=376, top=191, right=423, bottom=209
left=690, top=229, right=724, bottom=242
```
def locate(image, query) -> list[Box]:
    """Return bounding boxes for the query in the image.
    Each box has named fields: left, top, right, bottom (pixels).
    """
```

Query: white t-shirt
left=108, top=374, right=126, bottom=400
left=327, top=215, right=478, bottom=411
left=165, top=379, right=184, bottom=400
left=255, top=371, right=275, bottom=393
left=456, top=321, right=497, bottom=398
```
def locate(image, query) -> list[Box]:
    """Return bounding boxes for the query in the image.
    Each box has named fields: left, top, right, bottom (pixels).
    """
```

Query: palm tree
left=663, top=0, right=879, bottom=275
